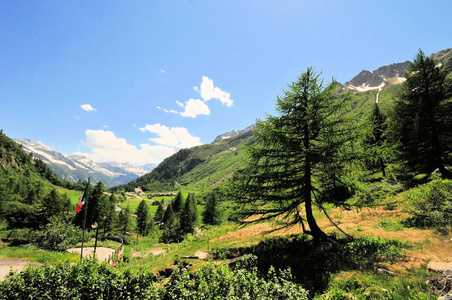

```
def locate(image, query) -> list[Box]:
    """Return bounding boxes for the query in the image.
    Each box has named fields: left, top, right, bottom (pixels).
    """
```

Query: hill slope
left=115, top=128, right=253, bottom=192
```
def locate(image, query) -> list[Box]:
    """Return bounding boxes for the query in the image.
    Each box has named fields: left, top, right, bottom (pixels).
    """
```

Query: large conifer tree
left=230, top=68, right=357, bottom=242
left=393, top=50, right=452, bottom=178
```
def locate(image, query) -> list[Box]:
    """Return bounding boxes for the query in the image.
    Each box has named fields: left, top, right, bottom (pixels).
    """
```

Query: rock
left=443, top=269, right=452, bottom=277
left=438, top=291, right=452, bottom=300
left=377, top=268, right=395, bottom=276
left=428, top=262, right=452, bottom=273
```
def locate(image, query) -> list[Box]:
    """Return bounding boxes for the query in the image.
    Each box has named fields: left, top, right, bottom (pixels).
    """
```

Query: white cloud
left=77, top=129, right=175, bottom=165
left=197, top=76, right=233, bottom=107
left=160, top=69, right=166, bottom=74
left=140, top=124, right=202, bottom=148
left=80, top=104, right=97, bottom=112
left=176, top=100, right=184, bottom=107
left=180, top=99, right=210, bottom=118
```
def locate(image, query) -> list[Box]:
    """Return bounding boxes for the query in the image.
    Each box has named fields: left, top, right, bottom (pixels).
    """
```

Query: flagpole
left=80, top=177, right=90, bottom=261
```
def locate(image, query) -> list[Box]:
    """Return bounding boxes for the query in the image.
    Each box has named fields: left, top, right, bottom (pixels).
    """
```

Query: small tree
left=202, top=191, right=222, bottom=226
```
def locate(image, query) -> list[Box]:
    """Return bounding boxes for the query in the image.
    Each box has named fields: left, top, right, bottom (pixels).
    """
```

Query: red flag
left=76, top=192, right=85, bottom=213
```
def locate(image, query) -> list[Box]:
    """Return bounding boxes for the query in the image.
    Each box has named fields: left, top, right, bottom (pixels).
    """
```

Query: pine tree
left=118, top=206, right=132, bottom=234
left=180, top=193, right=197, bottom=234
left=171, top=191, right=184, bottom=213
left=202, top=191, right=222, bottom=226
left=154, top=203, right=164, bottom=225
left=136, top=200, right=151, bottom=236
left=392, top=49, right=452, bottom=178
left=230, top=68, right=357, bottom=242
left=364, top=103, right=393, bottom=177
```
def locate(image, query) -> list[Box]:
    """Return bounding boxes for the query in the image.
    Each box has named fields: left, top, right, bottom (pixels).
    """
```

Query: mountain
left=345, top=61, right=410, bottom=92
left=212, top=125, right=255, bottom=144
left=115, top=128, right=254, bottom=192
left=15, top=139, right=156, bottom=188
left=344, top=48, right=452, bottom=105
left=345, top=48, right=452, bottom=92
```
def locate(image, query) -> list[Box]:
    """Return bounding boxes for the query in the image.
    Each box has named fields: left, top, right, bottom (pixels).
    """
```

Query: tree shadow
left=214, top=234, right=406, bottom=296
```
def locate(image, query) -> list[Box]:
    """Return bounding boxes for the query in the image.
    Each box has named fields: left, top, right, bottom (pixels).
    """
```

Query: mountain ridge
left=15, top=138, right=156, bottom=187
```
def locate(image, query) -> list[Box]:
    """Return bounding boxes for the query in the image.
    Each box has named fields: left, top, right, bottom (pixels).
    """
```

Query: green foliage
left=180, top=193, right=198, bottom=234
left=214, top=235, right=407, bottom=295
left=0, top=260, right=156, bottom=299
left=172, top=191, right=184, bottom=213
left=136, top=199, right=152, bottom=236
left=161, top=255, right=308, bottom=300
left=362, top=103, right=396, bottom=178
left=31, top=215, right=79, bottom=251
left=402, top=179, right=452, bottom=228
left=0, top=256, right=308, bottom=300
left=230, top=68, right=359, bottom=241
left=118, top=205, right=134, bottom=234
left=391, top=49, right=452, bottom=178
left=320, top=267, right=436, bottom=299
left=202, top=190, right=222, bottom=225
left=378, top=218, right=404, bottom=231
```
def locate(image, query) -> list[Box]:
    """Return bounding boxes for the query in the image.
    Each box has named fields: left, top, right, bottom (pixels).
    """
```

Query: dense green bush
left=214, top=235, right=407, bottom=295
left=31, top=215, right=79, bottom=251
left=0, top=255, right=307, bottom=299
left=403, top=179, right=452, bottom=228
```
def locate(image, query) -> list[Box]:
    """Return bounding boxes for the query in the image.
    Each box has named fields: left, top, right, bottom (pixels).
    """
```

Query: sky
left=1, top=1, right=451, bottom=166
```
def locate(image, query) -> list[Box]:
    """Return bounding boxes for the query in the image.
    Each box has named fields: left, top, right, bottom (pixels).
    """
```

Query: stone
left=428, top=262, right=452, bottom=273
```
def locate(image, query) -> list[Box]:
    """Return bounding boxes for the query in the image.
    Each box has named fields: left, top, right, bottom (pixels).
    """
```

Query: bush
left=0, top=255, right=308, bottom=299
left=31, top=215, right=79, bottom=251
left=403, top=179, right=452, bottom=228
left=160, top=255, right=308, bottom=300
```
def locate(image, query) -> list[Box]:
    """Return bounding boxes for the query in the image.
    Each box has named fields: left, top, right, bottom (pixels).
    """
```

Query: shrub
left=403, top=179, right=452, bottom=228
left=31, top=215, right=79, bottom=251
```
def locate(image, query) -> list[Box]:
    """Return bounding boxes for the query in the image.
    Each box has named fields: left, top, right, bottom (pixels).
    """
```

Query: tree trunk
left=380, top=158, right=386, bottom=177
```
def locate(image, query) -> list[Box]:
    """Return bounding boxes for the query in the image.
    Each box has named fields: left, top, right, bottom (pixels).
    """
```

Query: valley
left=1, top=48, right=452, bottom=299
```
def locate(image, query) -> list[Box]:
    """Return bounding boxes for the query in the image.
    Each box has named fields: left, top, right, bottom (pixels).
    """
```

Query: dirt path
left=0, top=260, right=43, bottom=281
left=67, top=247, right=116, bottom=262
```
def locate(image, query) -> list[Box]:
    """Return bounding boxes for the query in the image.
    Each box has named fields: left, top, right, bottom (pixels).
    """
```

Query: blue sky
left=1, top=1, right=451, bottom=165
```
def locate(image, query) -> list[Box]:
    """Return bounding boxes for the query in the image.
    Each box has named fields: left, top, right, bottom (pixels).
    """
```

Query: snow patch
left=348, top=81, right=386, bottom=92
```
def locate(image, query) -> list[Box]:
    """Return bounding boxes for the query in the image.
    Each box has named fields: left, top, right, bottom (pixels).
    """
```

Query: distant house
left=134, top=187, right=144, bottom=195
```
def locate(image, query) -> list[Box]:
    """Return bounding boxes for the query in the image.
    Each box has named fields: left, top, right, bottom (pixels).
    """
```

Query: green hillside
left=0, top=130, right=83, bottom=228
left=115, top=129, right=253, bottom=192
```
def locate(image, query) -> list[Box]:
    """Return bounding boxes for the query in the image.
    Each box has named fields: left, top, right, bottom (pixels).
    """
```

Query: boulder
left=428, top=262, right=452, bottom=273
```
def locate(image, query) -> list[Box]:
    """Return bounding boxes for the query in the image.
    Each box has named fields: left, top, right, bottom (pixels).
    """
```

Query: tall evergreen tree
left=136, top=200, right=151, bottom=236
left=171, top=191, right=184, bottom=213
left=202, top=191, right=222, bottom=226
left=364, top=103, right=393, bottom=177
left=118, top=205, right=132, bottom=234
left=230, top=68, right=357, bottom=242
left=392, top=49, right=452, bottom=178
left=180, top=193, right=197, bottom=234
left=154, top=203, right=164, bottom=225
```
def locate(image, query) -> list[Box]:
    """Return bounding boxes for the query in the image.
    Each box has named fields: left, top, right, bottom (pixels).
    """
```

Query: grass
left=0, top=244, right=78, bottom=265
